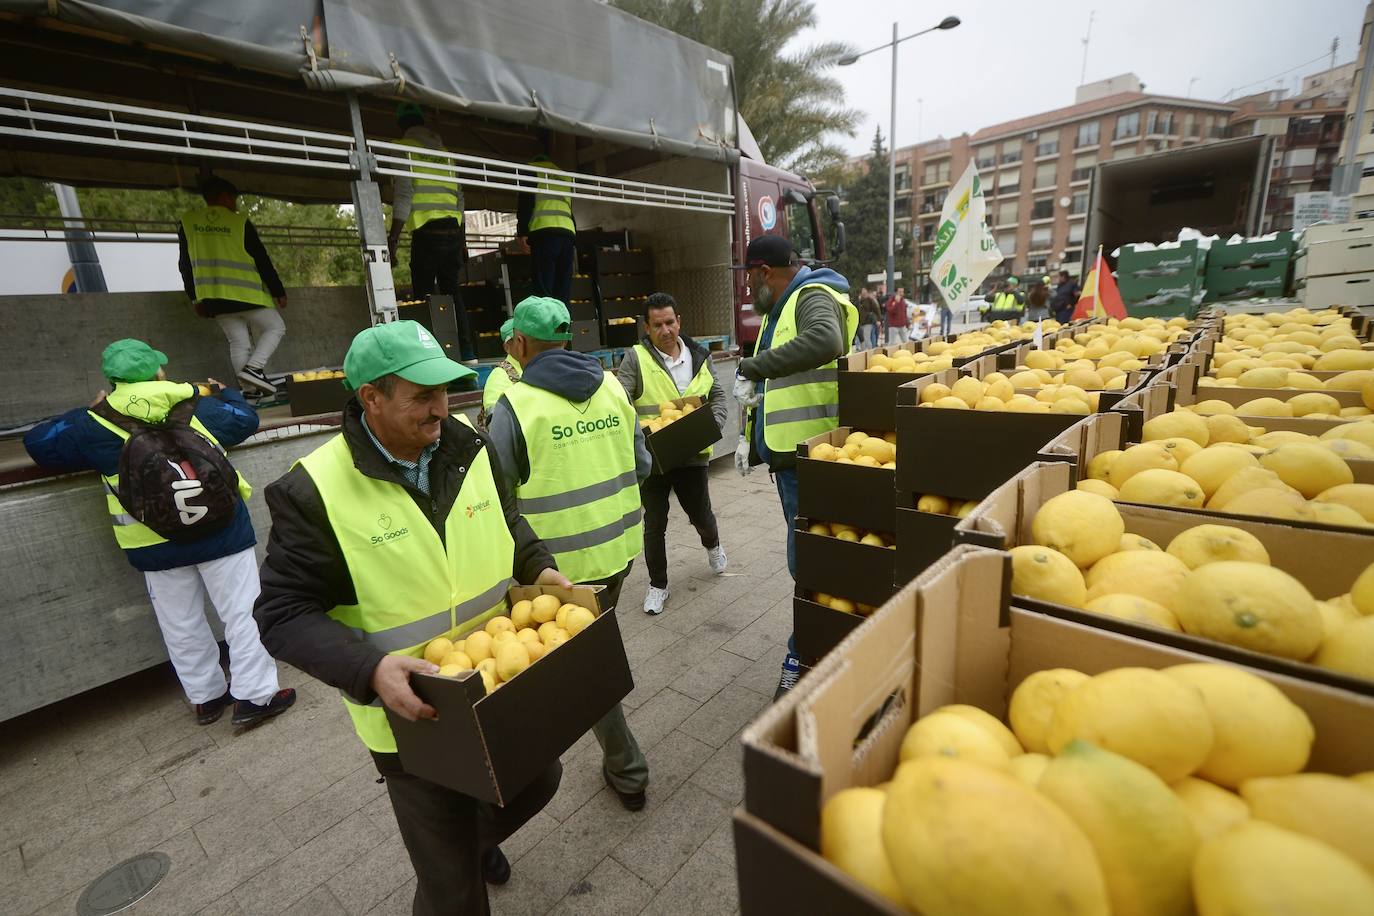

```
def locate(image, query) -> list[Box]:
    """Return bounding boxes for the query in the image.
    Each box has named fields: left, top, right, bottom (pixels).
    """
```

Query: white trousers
left=143, top=547, right=279, bottom=705
left=214, top=308, right=286, bottom=373
left=885, top=326, right=907, bottom=345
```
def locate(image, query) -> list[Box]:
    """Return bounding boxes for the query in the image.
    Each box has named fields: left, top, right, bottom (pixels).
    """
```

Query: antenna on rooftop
left=1330, top=36, right=1338, bottom=72
left=1079, top=9, right=1095, bottom=86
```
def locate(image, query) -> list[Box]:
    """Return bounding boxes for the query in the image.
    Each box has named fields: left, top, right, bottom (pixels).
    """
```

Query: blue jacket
left=24, top=385, right=261, bottom=572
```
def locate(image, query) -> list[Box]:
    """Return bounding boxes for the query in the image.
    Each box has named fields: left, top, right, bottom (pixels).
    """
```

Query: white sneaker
left=707, top=545, right=727, bottom=575
left=643, top=586, right=669, bottom=615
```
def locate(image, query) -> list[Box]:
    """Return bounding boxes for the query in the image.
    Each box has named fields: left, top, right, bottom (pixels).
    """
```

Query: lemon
left=1143, top=410, right=1210, bottom=446
left=1107, top=442, right=1179, bottom=488
left=930, top=395, right=969, bottom=409
left=438, top=650, right=474, bottom=670
left=564, top=606, right=596, bottom=636
left=1323, top=437, right=1374, bottom=460
left=1251, top=430, right=1316, bottom=450
left=1193, top=820, right=1374, bottom=916
left=1315, top=616, right=1374, bottom=679
left=1289, top=391, right=1343, bottom=417
left=495, top=641, right=531, bottom=681
left=1207, top=466, right=1297, bottom=510
left=1172, top=562, right=1322, bottom=660
left=1172, top=777, right=1249, bottom=840
left=950, top=376, right=986, bottom=407
left=463, top=630, right=494, bottom=663
left=1192, top=399, right=1236, bottom=416
left=1163, top=663, right=1313, bottom=787
left=1351, top=561, right=1374, bottom=615
left=1259, top=442, right=1355, bottom=497
left=1317, top=599, right=1359, bottom=638
left=1315, top=349, right=1374, bottom=371
left=1322, top=420, right=1374, bottom=451
left=1355, top=772, right=1374, bottom=794
left=1030, top=490, right=1124, bottom=568
left=530, top=593, right=560, bottom=624
left=1009, top=545, right=1087, bottom=606
left=1236, top=366, right=1289, bottom=388
left=1039, top=740, right=1198, bottom=916
left=1203, top=413, right=1258, bottom=444
left=1179, top=448, right=1259, bottom=499
left=1007, top=752, right=1050, bottom=787
left=1046, top=667, right=1214, bottom=783
left=1311, top=501, right=1370, bottom=527
left=1008, top=668, right=1090, bottom=754
left=881, top=757, right=1110, bottom=916
left=1085, top=550, right=1191, bottom=608
left=1086, top=449, right=1122, bottom=481
left=1152, top=435, right=1204, bottom=465
left=929, top=704, right=1023, bottom=757
left=1117, top=468, right=1205, bottom=507
left=898, top=711, right=1011, bottom=771
left=820, top=788, right=904, bottom=905
left=423, top=636, right=454, bottom=666
left=1166, top=524, right=1270, bottom=569
left=1084, top=593, right=1181, bottom=630
left=510, top=599, right=534, bottom=630
left=485, top=615, right=515, bottom=637
left=1316, top=483, right=1374, bottom=523
left=1237, top=396, right=1293, bottom=417
left=916, top=493, right=951, bottom=514
left=1242, top=773, right=1374, bottom=874
left=1074, top=479, right=1117, bottom=499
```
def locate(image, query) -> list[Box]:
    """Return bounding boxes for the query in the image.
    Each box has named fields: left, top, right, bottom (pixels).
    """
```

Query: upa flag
left=1072, top=246, right=1127, bottom=320
left=932, top=162, right=1003, bottom=310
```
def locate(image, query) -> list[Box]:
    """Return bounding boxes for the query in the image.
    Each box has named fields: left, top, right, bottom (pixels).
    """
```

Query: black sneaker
left=236, top=365, right=277, bottom=394
left=194, top=691, right=232, bottom=725
left=481, top=847, right=511, bottom=885
left=231, top=688, right=296, bottom=728
left=603, top=767, right=646, bottom=812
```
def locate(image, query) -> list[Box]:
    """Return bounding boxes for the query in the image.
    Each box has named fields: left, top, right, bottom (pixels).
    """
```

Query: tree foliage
left=829, top=128, right=892, bottom=292
left=610, top=0, right=858, bottom=174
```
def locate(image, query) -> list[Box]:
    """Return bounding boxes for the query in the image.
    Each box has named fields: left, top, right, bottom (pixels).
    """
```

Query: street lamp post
left=840, top=15, right=960, bottom=301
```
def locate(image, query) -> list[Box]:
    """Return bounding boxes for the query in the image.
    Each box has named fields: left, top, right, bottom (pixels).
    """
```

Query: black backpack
left=91, top=395, right=240, bottom=542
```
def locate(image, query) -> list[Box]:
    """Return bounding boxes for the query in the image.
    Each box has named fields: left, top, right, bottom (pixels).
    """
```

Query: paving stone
left=548, top=855, right=655, bottom=916
left=619, top=649, right=693, bottom=710
left=324, top=832, right=412, bottom=916
left=0, top=843, right=22, bottom=888
left=93, top=827, right=208, bottom=916
left=513, top=789, right=642, bottom=903
left=731, top=644, right=789, bottom=698
left=611, top=781, right=733, bottom=888
left=621, top=623, right=682, bottom=666
left=21, top=773, right=174, bottom=866
left=195, top=896, right=247, bottom=916
left=688, top=727, right=749, bottom=807
left=364, top=877, right=417, bottom=916
left=488, top=871, right=560, bottom=916
left=163, top=823, right=296, bottom=913
left=501, top=810, right=560, bottom=865
left=3, top=832, right=112, bottom=916
left=0, top=767, right=93, bottom=851
left=274, top=761, right=388, bottom=848
left=641, top=729, right=715, bottom=805
left=699, top=816, right=735, bottom=865
left=541, top=740, right=614, bottom=824
left=671, top=649, right=753, bottom=704
left=640, top=842, right=740, bottom=916
left=230, top=810, right=386, bottom=915
left=679, top=685, right=769, bottom=749
left=624, top=688, right=702, bottom=752
left=719, top=596, right=793, bottom=661
left=282, top=883, right=347, bottom=916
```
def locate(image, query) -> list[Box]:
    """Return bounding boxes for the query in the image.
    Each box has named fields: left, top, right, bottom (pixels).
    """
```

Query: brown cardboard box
left=893, top=504, right=1001, bottom=584
left=956, top=461, right=1374, bottom=693
left=287, top=374, right=351, bottom=417
left=797, top=428, right=897, bottom=533
left=837, top=356, right=951, bottom=432
left=642, top=396, right=721, bottom=474
left=735, top=545, right=1374, bottom=914
left=387, top=584, right=632, bottom=804
left=793, top=516, right=898, bottom=608
left=793, top=591, right=866, bottom=664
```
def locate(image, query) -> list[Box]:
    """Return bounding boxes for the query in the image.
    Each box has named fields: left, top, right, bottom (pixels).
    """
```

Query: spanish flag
left=1072, top=246, right=1127, bottom=320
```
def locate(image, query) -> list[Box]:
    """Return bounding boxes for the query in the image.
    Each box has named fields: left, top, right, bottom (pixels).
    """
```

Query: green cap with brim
left=500, top=318, right=516, bottom=342
left=342, top=320, right=474, bottom=391
left=102, top=338, right=167, bottom=383
left=512, top=296, right=572, bottom=341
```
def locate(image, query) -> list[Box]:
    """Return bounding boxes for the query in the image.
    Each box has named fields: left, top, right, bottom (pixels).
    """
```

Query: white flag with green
left=931, top=162, right=1003, bottom=310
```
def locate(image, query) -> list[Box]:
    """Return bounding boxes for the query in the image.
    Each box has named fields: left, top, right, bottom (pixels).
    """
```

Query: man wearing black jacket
left=253, top=320, right=567, bottom=916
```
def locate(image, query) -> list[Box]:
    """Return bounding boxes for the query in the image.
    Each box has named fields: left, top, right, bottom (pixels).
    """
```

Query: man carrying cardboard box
left=615, top=292, right=728, bottom=615
left=487, top=295, right=653, bottom=811
left=253, top=319, right=569, bottom=915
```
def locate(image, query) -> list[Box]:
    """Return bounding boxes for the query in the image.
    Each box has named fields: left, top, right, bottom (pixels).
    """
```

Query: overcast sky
left=807, top=0, right=1369, bottom=156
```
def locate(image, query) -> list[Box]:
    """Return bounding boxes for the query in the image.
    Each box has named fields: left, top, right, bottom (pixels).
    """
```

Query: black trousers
left=410, top=219, right=475, bottom=360
left=641, top=466, right=721, bottom=589
left=374, top=751, right=561, bottom=916
left=529, top=230, right=576, bottom=305
left=580, top=562, right=650, bottom=794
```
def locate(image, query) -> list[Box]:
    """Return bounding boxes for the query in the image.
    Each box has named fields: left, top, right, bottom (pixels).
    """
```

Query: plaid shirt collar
left=361, top=414, right=439, bottom=496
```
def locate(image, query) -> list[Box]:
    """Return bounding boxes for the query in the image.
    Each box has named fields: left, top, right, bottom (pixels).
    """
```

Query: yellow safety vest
left=748, top=283, right=859, bottom=454
left=527, top=158, right=575, bottom=234
left=632, top=343, right=715, bottom=460
left=482, top=358, right=522, bottom=412
left=87, top=381, right=251, bottom=551
left=503, top=373, right=642, bottom=582
left=298, top=415, right=515, bottom=753
left=990, top=292, right=1022, bottom=313
left=179, top=206, right=274, bottom=308
left=399, top=137, right=465, bottom=233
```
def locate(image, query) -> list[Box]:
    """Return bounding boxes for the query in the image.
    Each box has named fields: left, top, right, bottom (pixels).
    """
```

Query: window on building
left=895, top=164, right=911, bottom=191
left=1185, top=113, right=1198, bottom=137
left=1114, top=112, right=1140, bottom=140
left=1146, top=111, right=1174, bottom=136
left=933, top=188, right=948, bottom=209
left=921, top=192, right=937, bottom=213
left=1070, top=191, right=1088, bottom=215
left=1111, top=147, right=1138, bottom=162
left=998, top=232, right=1017, bottom=256
left=1031, top=198, right=1054, bottom=220
left=1034, top=162, right=1057, bottom=189
left=1035, top=136, right=1059, bottom=158
left=1001, top=138, right=1022, bottom=164
left=997, top=200, right=1019, bottom=225
left=937, top=160, right=951, bottom=183
left=1076, top=121, right=1100, bottom=148
left=923, top=222, right=937, bottom=241
left=1026, top=254, right=1049, bottom=272
left=1030, top=226, right=1053, bottom=250
left=976, top=146, right=996, bottom=169
left=1068, top=221, right=1086, bottom=244
left=1159, top=113, right=1175, bottom=135
left=922, top=162, right=938, bottom=185
left=998, top=168, right=1020, bottom=195
left=1071, top=154, right=1096, bottom=183
left=1062, top=248, right=1083, bottom=265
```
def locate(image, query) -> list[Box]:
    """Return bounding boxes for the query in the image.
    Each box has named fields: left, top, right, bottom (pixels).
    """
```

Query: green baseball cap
left=499, top=318, right=516, bottom=342
left=512, top=296, right=572, bottom=341
left=102, top=338, right=167, bottom=383
left=343, top=320, right=474, bottom=391
left=395, top=102, right=423, bottom=123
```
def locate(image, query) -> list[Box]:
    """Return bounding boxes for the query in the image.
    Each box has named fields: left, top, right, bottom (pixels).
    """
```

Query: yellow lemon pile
left=806, top=520, right=895, bottom=550
left=1201, top=308, right=1374, bottom=395
left=808, top=430, right=897, bottom=469
left=638, top=399, right=699, bottom=433
left=918, top=371, right=1099, bottom=414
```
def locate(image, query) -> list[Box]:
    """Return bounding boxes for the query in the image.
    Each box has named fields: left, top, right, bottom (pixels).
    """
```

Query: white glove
left=733, top=376, right=760, bottom=408
left=734, top=438, right=753, bottom=476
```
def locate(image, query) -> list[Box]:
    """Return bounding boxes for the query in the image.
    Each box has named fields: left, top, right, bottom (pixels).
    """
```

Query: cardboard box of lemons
left=1172, top=561, right=1322, bottom=660
left=1106, top=442, right=1179, bottom=489
left=820, top=787, right=904, bottom=905
left=1193, top=820, right=1374, bottom=916
left=1171, top=777, right=1250, bottom=841
left=1241, top=773, right=1374, bottom=875
left=881, top=756, right=1111, bottom=916
left=1039, top=740, right=1198, bottom=916
left=1009, top=544, right=1087, bottom=606
left=1314, top=615, right=1374, bottom=679
left=1163, top=663, right=1313, bottom=787
left=1030, top=490, right=1125, bottom=568
left=1085, top=550, right=1190, bottom=609
left=1083, top=593, right=1181, bottom=631
left=1259, top=442, right=1355, bottom=498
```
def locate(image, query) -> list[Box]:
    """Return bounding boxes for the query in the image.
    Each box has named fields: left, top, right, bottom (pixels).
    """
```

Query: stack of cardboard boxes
left=1296, top=219, right=1374, bottom=309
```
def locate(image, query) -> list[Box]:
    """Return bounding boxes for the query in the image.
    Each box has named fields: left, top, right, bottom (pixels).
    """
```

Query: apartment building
left=1230, top=87, right=1348, bottom=230
left=1338, top=0, right=1374, bottom=218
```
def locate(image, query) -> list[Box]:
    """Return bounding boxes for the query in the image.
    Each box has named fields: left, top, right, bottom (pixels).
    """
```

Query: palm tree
left=611, top=0, right=858, bottom=174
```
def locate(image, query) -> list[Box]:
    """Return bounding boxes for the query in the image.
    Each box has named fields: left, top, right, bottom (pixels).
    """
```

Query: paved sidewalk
left=0, top=463, right=792, bottom=915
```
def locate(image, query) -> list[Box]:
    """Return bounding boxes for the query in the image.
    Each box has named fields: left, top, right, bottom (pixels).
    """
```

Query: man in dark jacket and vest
left=487, top=296, right=653, bottom=812
left=732, top=235, right=857, bottom=697
left=616, top=292, right=728, bottom=615
left=25, top=338, right=294, bottom=728
left=253, top=320, right=567, bottom=915
left=516, top=153, right=577, bottom=305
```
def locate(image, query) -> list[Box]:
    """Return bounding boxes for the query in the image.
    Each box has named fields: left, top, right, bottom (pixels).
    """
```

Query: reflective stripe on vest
left=179, top=207, right=274, bottom=308
left=632, top=343, right=715, bottom=458
left=991, top=292, right=1021, bottom=313
left=298, top=416, right=515, bottom=753
left=399, top=138, right=465, bottom=232
left=748, top=284, right=859, bottom=454
left=528, top=160, right=575, bottom=233
left=86, top=382, right=251, bottom=551
left=505, top=373, right=642, bottom=582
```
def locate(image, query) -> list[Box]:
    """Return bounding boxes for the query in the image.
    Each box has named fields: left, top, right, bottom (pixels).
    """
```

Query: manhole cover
left=76, top=852, right=170, bottom=916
